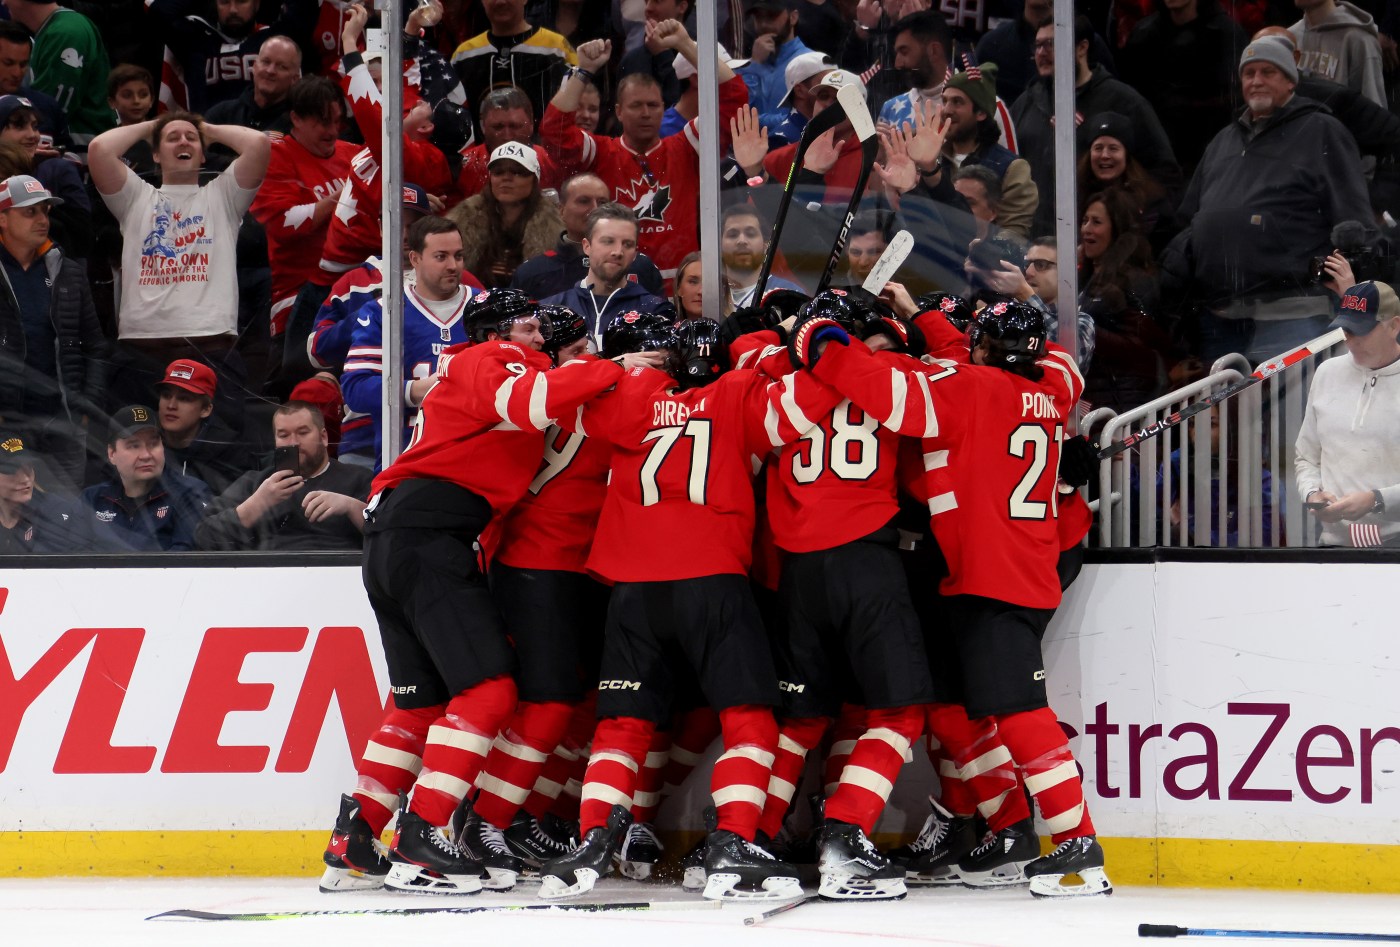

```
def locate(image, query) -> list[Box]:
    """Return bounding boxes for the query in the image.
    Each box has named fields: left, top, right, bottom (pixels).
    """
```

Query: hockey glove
left=1058, top=434, right=1097, bottom=488
left=788, top=317, right=850, bottom=369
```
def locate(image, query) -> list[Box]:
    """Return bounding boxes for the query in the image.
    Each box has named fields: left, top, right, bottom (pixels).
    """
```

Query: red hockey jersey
left=813, top=340, right=1085, bottom=609
left=577, top=361, right=839, bottom=583
left=537, top=75, right=747, bottom=280
left=319, top=55, right=452, bottom=276
left=457, top=141, right=562, bottom=198
left=251, top=133, right=356, bottom=335
left=370, top=341, right=623, bottom=515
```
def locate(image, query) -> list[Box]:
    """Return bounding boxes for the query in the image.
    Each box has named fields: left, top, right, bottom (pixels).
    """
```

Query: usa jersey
left=813, top=340, right=1085, bottom=609
left=319, top=53, right=452, bottom=276
left=370, top=342, right=624, bottom=515
left=537, top=75, right=748, bottom=280
left=342, top=283, right=472, bottom=470
left=251, top=133, right=356, bottom=335
left=577, top=356, right=840, bottom=583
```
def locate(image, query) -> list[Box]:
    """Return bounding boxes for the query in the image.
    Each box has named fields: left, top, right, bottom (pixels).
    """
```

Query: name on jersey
left=1021, top=391, right=1060, bottom=420
left=652, top=397, right=705, bottom=427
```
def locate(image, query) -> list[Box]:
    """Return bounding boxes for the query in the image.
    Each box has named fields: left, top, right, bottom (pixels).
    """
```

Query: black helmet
left=967, top=300, right=1048, bottom=365
left=673, top=318, right=728, bottom=388
left=795, top=288, right=865, bottom=334
left=915, top=291, right=974, bottom=333
left=539, top=304, right=587, bottom=359
left=466, top=288, right=548, bottom=343
left=860, top=315, right=926, bottom=357
left=601, top=309, right=676, bottom=359
left=757, top=288, right=811, bottom=328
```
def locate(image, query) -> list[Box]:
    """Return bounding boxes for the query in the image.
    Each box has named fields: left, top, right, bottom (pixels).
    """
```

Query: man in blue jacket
left=541, top=203, right=671, bottom=348
left=82, top=405, right=211, bottom=552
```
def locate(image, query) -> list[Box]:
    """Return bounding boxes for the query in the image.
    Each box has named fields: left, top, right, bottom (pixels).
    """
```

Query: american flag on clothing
left=1351, top=522, right=1383, bottom=547
left=960, top=53, right=981, bottom=80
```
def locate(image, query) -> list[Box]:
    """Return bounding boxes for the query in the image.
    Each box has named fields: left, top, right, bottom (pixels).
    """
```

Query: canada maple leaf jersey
left=537, top=75, right=748, bottom=280
left=576, top=358, right=840, bottom=583
left=812, top=340, right=1085, bottom=609
left=343, top=282, right=473, bottom=470
left=370, top=342, right=624, bottom=514
left=319, top=53, right=452, bottom=276
left=251, top=133, right=357, bottom=335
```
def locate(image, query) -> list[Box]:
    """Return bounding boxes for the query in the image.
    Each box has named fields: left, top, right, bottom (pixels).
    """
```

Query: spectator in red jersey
left=574, top=80, right=602, bottom=133
left=251, top=76, right=357, bottom=347
left=447, top=141, right=563, bottom=288
left=456, top=87, right=562, bottom=200
left=538, top=18, right=748, bottom=283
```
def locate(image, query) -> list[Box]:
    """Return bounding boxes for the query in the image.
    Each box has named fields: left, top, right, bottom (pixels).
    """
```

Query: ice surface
left=4, top=877, right=1400, bottom=947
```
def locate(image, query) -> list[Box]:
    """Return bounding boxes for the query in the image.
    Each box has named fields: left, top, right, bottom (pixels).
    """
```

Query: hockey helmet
left=466, top=288, right=550, bottom=343
left=915, top=291, right=975, bottom=333
left=757, top=288, right=812, bottom=328
left=601, top=309, right=677, bottom=359
left=967, top=300, right=1047, bottom=365
left=539, top=304, right=588, bottom=359
left=794, top=288, right=865, bottom=334
left=673, top=317, right=729, bottom=389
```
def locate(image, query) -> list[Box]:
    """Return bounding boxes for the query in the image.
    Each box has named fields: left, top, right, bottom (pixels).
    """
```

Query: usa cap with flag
left=1332, top=281, right=1400, bottom=335
left=158, top=358, right=217, bottom=399
left=401, top=182, right=432, bottom=216
left=488, top=141, right=541, bottom=179
left=0, top=174, right=63, bottom=211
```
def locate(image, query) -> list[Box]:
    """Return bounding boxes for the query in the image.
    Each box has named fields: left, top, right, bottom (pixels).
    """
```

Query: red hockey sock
left=996, top=708, right=1094, bottom=842
left=712, top=705, right=778, bottom=840
left=757, top=716, right=829, bottom=840
left=407, top=675, right=518, bottom=827
left=352, top=703, right=440, bottom=834
left=660, top=706, right=721, bottom=796
left=630, top=728, right=671, bottom=824
left=927, top=740, right=978, bottom=819
left=472, top=700, right=575, bottom=830
left=824, top=705, right=923, bottom=835
left=578, top=716, right=655, bottom=834
left=926, top=702, right=1029, bottom=830
left=524, top=698, right=596, bottom=819
left=822, top=703, right=866, bottom=796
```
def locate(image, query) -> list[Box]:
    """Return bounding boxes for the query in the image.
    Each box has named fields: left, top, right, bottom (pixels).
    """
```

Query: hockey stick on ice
left=1140, top=922, right=1400, bottom=942
left=861, top=228, right=914, bottom=295
left=814, top=90, right=879, bottom=295
left=753, top=80, right=867, bottom=303
left=1096, top=328, right=1345, bottom=461
left=742, top=894, right=821, bottom=926
left=148, top=901, right=723, bottom=922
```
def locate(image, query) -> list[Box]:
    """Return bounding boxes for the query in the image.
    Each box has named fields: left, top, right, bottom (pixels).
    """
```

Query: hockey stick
left=1096, top=328, right=1344, bottom=461
left=814, top=91, right=879, bottom=295
left=742, top=894, right=821, bottom=926
left=861, top=228, right=914, bottom=295
left=753, top=80, right=867, bottom=303
left=148, top=901, right=723, bottom=922
left=1140, top=923, right=1400, bottom=942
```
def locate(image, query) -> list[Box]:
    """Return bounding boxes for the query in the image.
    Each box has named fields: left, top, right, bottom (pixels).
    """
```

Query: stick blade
left=862, top=229, right=915, bottom=294
left=836, top=81, right=875, bottom=141
left=147, top=909, right=239, bottom=921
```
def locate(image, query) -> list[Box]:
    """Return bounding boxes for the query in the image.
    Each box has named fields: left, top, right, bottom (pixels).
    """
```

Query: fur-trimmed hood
left=448, top=193, right=562, bottom=277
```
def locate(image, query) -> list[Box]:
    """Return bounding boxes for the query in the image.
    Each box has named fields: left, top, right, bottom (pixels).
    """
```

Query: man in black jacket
left=157, top=358, right=255, bottom=493
left=0, top=175, right=108, bottom=488
left=0, top=430, right=93, bottom=553
left=196, top=401, right=370, bottom=551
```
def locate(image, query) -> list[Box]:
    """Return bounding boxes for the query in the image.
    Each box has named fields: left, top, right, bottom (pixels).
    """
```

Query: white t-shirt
left=104, top=168, right=257, bottom=340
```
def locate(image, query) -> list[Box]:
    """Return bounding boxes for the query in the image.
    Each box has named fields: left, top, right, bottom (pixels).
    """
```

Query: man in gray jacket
left=0, top=174, right=107, bottom=488
left=1178, top=37, right=1371, bottom=363
left=1291, top=0, right=1387, bottom=107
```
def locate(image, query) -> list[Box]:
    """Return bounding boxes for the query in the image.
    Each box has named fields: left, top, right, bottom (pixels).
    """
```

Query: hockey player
left=319, top=300, right=663, bottom=896
left=536, top=315, right=842, bottom=902
left=791, top=299, right=1112, bottom=899
left=341, top=217, right=477, bottom=471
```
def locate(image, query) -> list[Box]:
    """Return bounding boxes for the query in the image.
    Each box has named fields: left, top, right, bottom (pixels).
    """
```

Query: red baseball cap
left=159, top=359, right=217, bottom=399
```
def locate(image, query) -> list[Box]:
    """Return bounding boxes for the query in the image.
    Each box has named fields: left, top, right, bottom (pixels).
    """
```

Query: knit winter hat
left=1081, top=111, right=1136, bottom=155
left=944, top=62, right=998, bottom=118
left=1239, top=36, right=1298, bottom=84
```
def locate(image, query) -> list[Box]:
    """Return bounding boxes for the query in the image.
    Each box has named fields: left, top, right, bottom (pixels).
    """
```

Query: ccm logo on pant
left=599, top=679, right=641, bottom=691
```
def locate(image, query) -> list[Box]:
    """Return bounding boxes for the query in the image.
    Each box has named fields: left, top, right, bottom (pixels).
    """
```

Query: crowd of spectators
left=1, top=0, right=1398, bottom=554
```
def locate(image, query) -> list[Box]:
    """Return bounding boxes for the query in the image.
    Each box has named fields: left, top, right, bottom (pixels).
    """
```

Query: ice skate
left=458, top=802, right=525, bottom=890
left=384, top=809, right=485, bottom=895
left=679, top=834, right=708, bottom=891
left=701, top=829, right=804, bottom=902
left=504, top=810, right=577, bottom=879
left=816, top=820, right=907, bottom=901
left=319, top=793, right=390, bottom=892
left=617, top=821, right=663, bottom=880
left=957, top=816, right=1039, bottom=888
left=538, top=804, right=631, bottom=900
left=1025, top=836, right=1113, bottom=898
left=888, top=798, right=978, bottom=886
